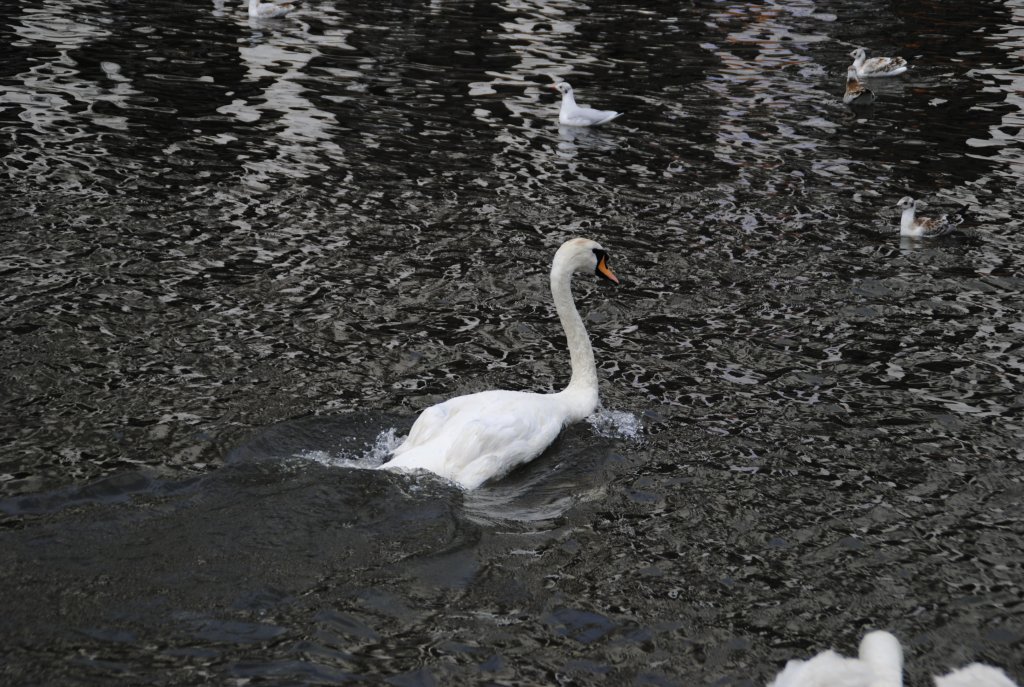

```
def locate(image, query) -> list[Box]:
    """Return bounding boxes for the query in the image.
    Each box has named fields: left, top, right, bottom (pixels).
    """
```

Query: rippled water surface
left=2, top=0, right=1023, bottom=683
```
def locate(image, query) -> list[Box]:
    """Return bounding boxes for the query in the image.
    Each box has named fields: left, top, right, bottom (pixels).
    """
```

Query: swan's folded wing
left=392, top=399, right=458, bottom=457
left=447, top=405, right=566, bottom=488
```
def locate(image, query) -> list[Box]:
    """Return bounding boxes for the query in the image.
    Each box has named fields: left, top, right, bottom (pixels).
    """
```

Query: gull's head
left=550, top=81, right=573, bottom=96
left=849, top=47, right=867, bottom=61
left=896, top=196, right=916, bottom=211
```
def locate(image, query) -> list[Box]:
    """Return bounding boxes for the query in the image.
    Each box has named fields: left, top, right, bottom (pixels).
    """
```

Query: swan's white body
left=380, top=238, right=619, bottom=490
left=550, top=82, right=622, bottom=127
left=248, top=0, right=293, bottom=19
left=897, top=196, right=958, bottom=238
left=850, top=48, right=908, bottom=77
left=934, top=664, right=1020, bottom=687
left=844, top=66, right=875, bottom=105
left=769, top=630, right=1019, bottom=687
left=768, top=631, right=904, bottom=687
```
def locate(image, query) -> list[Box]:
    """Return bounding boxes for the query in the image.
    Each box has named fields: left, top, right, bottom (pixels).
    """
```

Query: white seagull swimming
left=379, top=238, right=620, bottom=490
left=248, top=0, right=294, bottom=19
left=843, top=65, right=875, bottom=105
left=549, top=81, right=623, bottom=127
left=849, top=47, right=908, bottom=77
left=897, top=196, right=959, bottom=238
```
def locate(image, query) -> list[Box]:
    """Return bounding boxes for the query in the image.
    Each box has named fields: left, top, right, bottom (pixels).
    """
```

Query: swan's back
left=934, top=664, right=1020, bottom=687
left=384, top=389, right=580, bottom=489
left=768, top=651, right=875, bottom=687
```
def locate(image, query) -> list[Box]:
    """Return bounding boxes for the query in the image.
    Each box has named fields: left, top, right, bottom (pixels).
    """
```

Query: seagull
left=849, top=47, right=908, bottom=77
left=549, top=81, right=623, bottom=127
left=843, top=65, right=875, bottom=105
left=248, top=0, right=294, bottom=19
left=896, top=196, right=960, bottom=238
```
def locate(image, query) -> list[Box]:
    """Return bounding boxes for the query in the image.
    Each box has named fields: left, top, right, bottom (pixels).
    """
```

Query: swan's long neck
left=860, top=631, right=904, bottom=687
left=550, top=260, right=599, bottom=415
left=900, top=205, right=916, bottom=233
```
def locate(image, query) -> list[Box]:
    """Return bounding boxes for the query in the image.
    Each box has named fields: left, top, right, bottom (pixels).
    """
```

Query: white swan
left=849, top=48, right=908, bottom=77
left=549, top=82, right=623, bottom=127
left=379, top=238, right=620, bottom=490
left=935, top=664, right=1020, bottom=687
left=768, top=630, right=904, bottom=687
left=843, top=65, right=875, bottom=105
left=248, top=0, right=294, bottom=19
left=897, top=196, right=959, bottom=237
left=768, top=630, right=1020, bottom=687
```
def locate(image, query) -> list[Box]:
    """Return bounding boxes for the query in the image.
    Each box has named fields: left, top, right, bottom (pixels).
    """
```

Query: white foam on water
left=296, top=427, right=403, bottom=469
left=586, top=407, right=642, bottom=440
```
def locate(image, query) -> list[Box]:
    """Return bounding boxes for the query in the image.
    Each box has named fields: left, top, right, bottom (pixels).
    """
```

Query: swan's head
left=858, top=631, right=903, bottom=686
left=849, top=47, right=867, bottom=61
left=896, top=196, right=916, bottom=211
left=555, top=237, right=619, bottom=285
left=550, top=81, right=573, bottom=96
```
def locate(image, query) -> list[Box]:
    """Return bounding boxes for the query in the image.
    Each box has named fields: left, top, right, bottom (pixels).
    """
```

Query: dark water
left=2, top=0, right=1023, bottom=683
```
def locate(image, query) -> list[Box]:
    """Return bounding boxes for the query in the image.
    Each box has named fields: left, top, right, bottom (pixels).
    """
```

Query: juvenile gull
left=843, top=65, right=875, bottom=105
left=849, top=47, right=908, bottom=77
left=897, top=196, right=959, bottom=238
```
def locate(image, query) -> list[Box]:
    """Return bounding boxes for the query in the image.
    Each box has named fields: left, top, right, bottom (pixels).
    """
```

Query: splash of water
left=586, top=407, right=642, bottom=440
left=297, top=428, right=403, bottom=469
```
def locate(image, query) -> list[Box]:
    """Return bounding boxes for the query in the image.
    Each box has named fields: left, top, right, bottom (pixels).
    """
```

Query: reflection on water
left=2, top=0, right=1024, bottom=684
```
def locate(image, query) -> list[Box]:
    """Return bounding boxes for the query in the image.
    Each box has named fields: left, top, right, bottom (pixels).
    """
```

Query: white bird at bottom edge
left=768, top=630, right=1020, bottom=687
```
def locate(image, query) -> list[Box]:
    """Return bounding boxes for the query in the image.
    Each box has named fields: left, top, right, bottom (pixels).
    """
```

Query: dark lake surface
left=2, top=0, right=1023, bottom=683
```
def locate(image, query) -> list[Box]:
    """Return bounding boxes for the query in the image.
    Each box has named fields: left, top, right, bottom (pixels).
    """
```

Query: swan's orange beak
left=596, top=254, right=619, bottom=285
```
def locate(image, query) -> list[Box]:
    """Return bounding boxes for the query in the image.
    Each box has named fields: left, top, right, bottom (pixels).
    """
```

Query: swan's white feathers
left=769, top=631, right=903, bottom=687
left=380, top=237, right=617, bottom=490
left=386, top=390, right=568, bottom=490
left=769, top=652, right=876, bottom=687
left=934, top=664, right=1020, bottom=687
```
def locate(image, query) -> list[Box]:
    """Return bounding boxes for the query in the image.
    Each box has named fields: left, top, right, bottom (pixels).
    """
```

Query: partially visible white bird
left=896, top=196, right=960, bottom=238
left=768, top=630, right=904, bottom=687
left=849, top=47, right=908, bottom=77
left=549, top=81, right=623, bottom=127
left=843, top=65, right=875, bottom=105
left=934, top=664, right=1020, bottom=687
left=248, top=0, right=294, bottom=19
left=379, top=238, right=620, bottom=490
